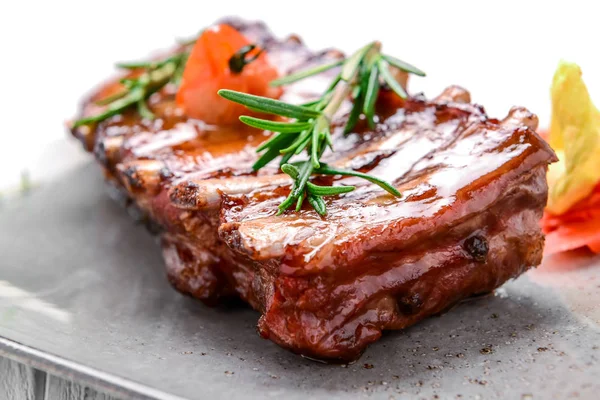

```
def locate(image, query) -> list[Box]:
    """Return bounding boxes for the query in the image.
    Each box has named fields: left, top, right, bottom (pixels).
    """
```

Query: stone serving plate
left=0, top=145, right=599, bottom=399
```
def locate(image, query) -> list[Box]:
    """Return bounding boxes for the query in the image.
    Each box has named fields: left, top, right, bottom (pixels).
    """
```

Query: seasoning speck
left=537, top=347, right=549, bottom=352
left=363, top=363, right=374, bottom=369
left=224, top=371, right=234, bottom=376
left=464, top=235, right=489, bottom=262
left=480, top=347, right=494, bottom=355
left=491, top=313, right=499, bottom=319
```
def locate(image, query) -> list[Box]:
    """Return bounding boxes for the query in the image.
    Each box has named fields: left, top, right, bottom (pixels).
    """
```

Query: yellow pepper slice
left=547, top=61, right=600, bottom=215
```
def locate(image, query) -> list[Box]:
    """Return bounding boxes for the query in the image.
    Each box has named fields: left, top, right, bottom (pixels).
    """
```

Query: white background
left=1, top=0, right=599, bottom=189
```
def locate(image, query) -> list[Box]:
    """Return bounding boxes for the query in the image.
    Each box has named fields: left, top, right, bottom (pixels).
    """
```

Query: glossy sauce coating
left=72, top=18, right=557, bottom=361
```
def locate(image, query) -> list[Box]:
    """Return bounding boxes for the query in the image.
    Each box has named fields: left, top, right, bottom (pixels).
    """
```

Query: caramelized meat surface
left=72, top=19, right=557, bottom=361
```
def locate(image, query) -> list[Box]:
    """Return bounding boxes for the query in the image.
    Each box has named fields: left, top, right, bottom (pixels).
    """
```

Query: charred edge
left=94, top=137, right=124, bottom=168
left=93, top=140, right=108, bottom=166
left=169, top=181, right=202, bottom=209
left=159, top=167, right=175, bottom=181
left=122, top=166, right=144, bottom=190
left=70, top=123, right=97, bottom=152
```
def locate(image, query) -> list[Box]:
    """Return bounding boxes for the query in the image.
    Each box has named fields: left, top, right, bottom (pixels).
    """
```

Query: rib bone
left=116, top=160, right=167, bottom=195
left=501, top=106, right=539, bottom=131
left=434, top=85, right=471, bottom=103
left=169, top=174, right=292, bottom=210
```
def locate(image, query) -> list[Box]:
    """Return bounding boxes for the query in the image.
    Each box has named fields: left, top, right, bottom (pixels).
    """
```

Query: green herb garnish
left=73, top=46, right=192, bottom=128
left=219, top=41, right=424, bottom=215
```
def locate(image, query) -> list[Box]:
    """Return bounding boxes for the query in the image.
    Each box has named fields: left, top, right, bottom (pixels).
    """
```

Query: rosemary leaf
left=120, top=78, right=137, bottom=88
left=281, top=163, right=300, bottom=179
left=137, top=100, right=154, bottom=120
left=278, top=193, right=297, bottom=214
left=324, top=127, right=334, bottom=148
left=116, top=54, right=181, bottom=70
left=240, top=116, right=312, bottom=133
left=363, top=64, right=380, bottom=129
left=280, top=129, right=312, bottom=154
left=315, top=164, right=402, bottom=197
left=253, top=147, right=285, bottom=171
left=73, top=88, right=144, bottom=128
left=344, top=92, right=364, bottom=134
left=218, top=90, right=321, bottom=120
left=341, top=42, right=374, bottom=81
left=383, top=55, right=426, bottom=77
left=377, top=59, right=408, bottom=99
left=307, top=195, right=327, bottom=216
left=311, top=128, right=321, bottom=169
left=95, top=90, right=128, bottom=106
left=295, top=191, right=306, bottom=211
left=307, top=182, right=355, bottom=196
left=302, top=99, right=321, bottom=108
left=294, top=134, right=312, bottom=155
left=279, top=151, right=294, bottom=166
left=252, top=135, right=296, bottom=170
left=289, top=161, right=314, bottom=201
left=324, top=74, right=342, bottom=96
left=271, top=59, right=344, bottom=87
left=116, top=61, right=159, bottom=70
left=256, top=131, right=296, bottom=152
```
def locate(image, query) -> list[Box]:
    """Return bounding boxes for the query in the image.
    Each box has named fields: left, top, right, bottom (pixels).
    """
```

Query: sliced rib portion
left=72, top=18, right=557, bottom=361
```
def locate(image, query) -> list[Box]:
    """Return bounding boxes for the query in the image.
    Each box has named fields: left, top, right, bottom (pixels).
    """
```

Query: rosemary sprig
left=73, top=40, right=268, bottom=128
left=73, top=51, right=190, bottom=128
left=218, top=41, right=423, bottom=215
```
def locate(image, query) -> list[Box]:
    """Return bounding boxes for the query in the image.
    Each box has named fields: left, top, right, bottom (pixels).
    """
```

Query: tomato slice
left=176, top=24, right=282, bottom=125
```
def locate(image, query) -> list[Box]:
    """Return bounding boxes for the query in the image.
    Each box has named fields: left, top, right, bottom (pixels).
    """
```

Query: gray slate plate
left=1, top=155, right=599, bottom=399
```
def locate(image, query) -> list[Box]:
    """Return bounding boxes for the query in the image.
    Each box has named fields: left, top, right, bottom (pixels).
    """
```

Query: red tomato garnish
left=176, top=24, right=282, bottom=125
left=542, top=183, right=600, bottom=255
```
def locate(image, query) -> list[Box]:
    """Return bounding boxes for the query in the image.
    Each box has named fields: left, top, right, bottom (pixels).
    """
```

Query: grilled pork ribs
left=72, top=19, right=557, bottom=361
